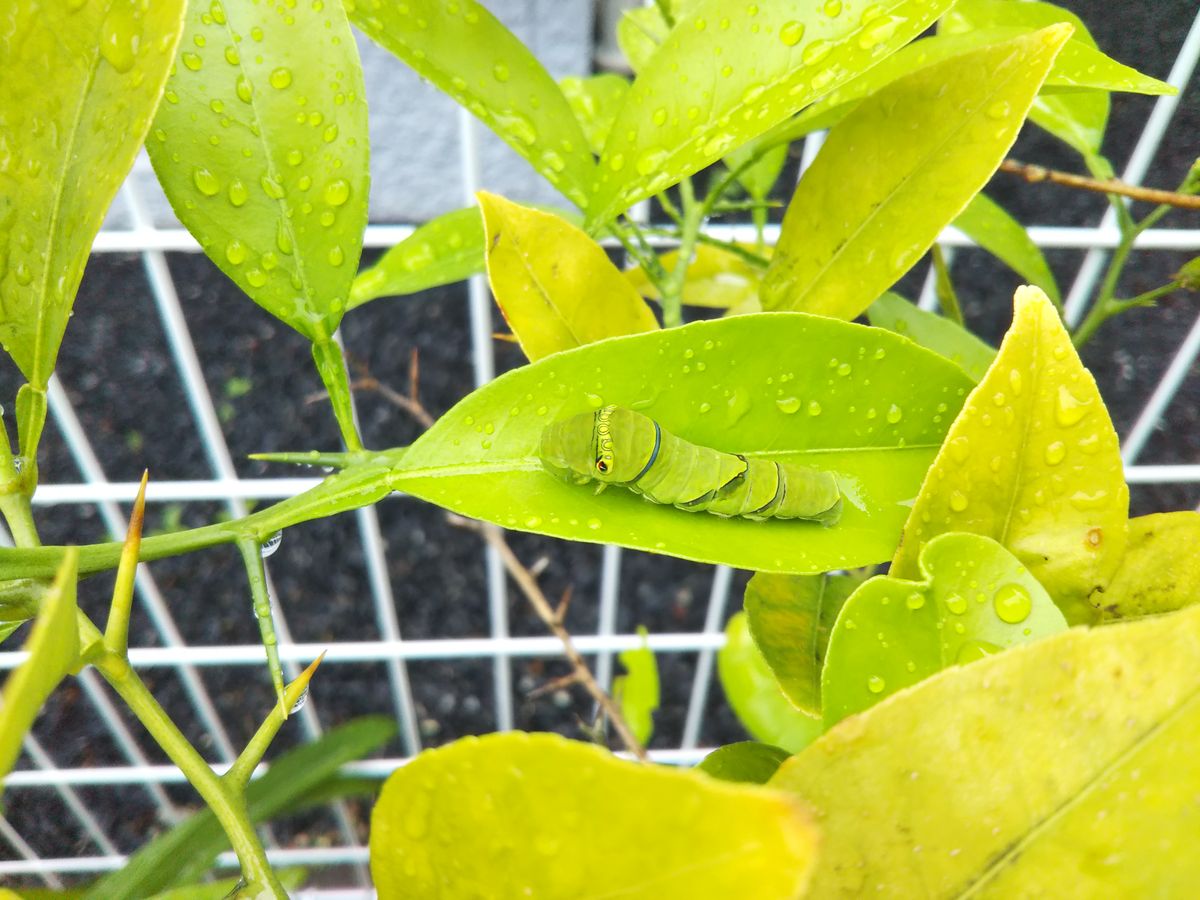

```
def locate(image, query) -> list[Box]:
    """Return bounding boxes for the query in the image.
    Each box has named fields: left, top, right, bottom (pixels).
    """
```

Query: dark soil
left=3, top=0, right=1199, bottom=887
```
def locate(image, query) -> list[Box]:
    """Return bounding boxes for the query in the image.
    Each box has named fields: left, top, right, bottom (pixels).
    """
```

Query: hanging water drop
left=260, top=530, right=283, bottom=557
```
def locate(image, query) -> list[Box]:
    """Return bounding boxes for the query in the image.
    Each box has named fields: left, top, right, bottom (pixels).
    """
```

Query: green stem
left=606, top=218, right=666, bottom=284
left=653, top=0, right=675, bottom=27
left=311, top=339, right=364, bottom=452
left=14, top=384, right=46, bottom=496
left=642, top=226, right=770, bottom=269
left=659, top=178, right=702, bottom=328
left=932, top=245, right=964, bottom=327
left=1073, top=281, right=1181, bottom=347
left=0, top=492, right=40, bottom=547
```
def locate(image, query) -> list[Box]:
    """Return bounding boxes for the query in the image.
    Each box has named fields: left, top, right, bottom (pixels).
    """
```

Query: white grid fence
left=3, top=3, right=1200, bottom=894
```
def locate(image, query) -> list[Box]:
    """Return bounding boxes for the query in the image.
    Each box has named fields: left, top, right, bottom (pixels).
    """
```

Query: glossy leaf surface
left=773, top=604, right=1200, bottom=897
left=761, top=26, right=1071, bottom=321
left=349, top=207, right=484, bottom=309
left=371, top=732, right=816, bottom=898
left=698, top=742, right=791, bottom=785
left=822, top=533, right=1067, bottom=726
left=0, top=551, right=78, bottom=792
left=148, top=0, right=368, bottom=341
left=953, top=193, right=1061, bottom=306
left=625, top=244, right=766, bottom=310
left=718, top=613, right=822, bottom=753
left=615, top=626, right=659, bottom=745
left=0, top=0, right=185, bottom=387
left=616, top=5, right=670, bottom=73
left=892, top=287, right=1128, bottom=619
left=867, top=292, right=995, bottom=381
left=478, top=192, right=658, bottom=362
left=1095, top=511, right=1200, bottom=618
left=389, top=313, right=974, bottom=573
left=744, top=572, right=861, bottom=716
left=587, top=0, right=955, bottom=225
left=348, top=0, right=594, bottom=207
left=561, top=74, right=631, bottom=156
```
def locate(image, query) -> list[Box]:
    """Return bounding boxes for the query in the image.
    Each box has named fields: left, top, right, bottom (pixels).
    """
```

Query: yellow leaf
left=892, top=286, right=1127, bottom=620
left=478, top=192, right=658, bottom=362
left=625, top=244, right=768, bottom=310
left=1095, top=511, right=1200, bottom=618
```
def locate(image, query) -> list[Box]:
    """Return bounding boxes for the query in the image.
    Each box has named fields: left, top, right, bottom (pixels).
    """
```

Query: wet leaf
left=892, top=286, right=1128, bottom=620
left=867, top=292, right=996, bottom=381
left=0, top=0, right=185, bottom=388
left=614, top=626, right=659, bottom=745
left=560, top=74, right=631, bottom=156
left=725, top=143, right=789, bottom=205
left=772, top=603, right=1200, bottom=897
left=761, top=26, right=1071, bottom=320
left=348, top=0, right=594, bottom=207
left=350, top=207, right=484, bottom=309
left=718, top=613, right=823, bottom=753
left=616, top=5, right=671, bottom=73
left=0, top=551, right=78, bottom=793
left=953, top=193, right=1061, bottom=307
left=625, top=244, right=766, bottom=310
left=148, top=0, right=368, bottom=341
left=478, top=192, right=658, bottom=362
left=822, top=532, right=1068, bottom=726
left=388, top=313, right=974, bottom=574
left=1094, top=511, right=1200, bottom=619
left=744, top=572, right=862, bottom=716
left=698, top=742, right=791, bottom=785
left=587, top=0, right=954, bottom=226
left=370, top=731, right=817, bottom=898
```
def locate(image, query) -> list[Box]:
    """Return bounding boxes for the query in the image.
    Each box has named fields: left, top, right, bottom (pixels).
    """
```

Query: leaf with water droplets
left=560, top=73, right=631, bottom=157
left=0, top=550, right=78, bottom=793
left=892, top=286, right=1128, bottom=619
left=586, top=0, right=955, bottom=226
left=772, top=602, right=1200, bottom=896
left=744, top=571, right=864, bottom=716
left=370, top=731, right=817, bottom=898
left=953, top=193, right=1061, bottom=307
left=614, top=625, right=659, bottom=745
left=0, top=0, right=186, bottom=390
left=347, top=0, right=595, bottom=208
left=615, top=4, right=672, bottom=73
left=147, top=0, right=368, bottom=341
left=719, top=612, right=823, bottom=753
left=868, top=292, right=995, bottom=381
left=1094, top=511, right=1200, bottom=619
left=389, top=313, right=974, bottom=573
left=625, top=243, right=767, bottom=311
left=762, top=25, right=1072, bottom=320
left=349, top=206, right=485, bottom=309
left=478, top=192, right=659, bottom=362
left=822, top=532, right=1067, bottom=726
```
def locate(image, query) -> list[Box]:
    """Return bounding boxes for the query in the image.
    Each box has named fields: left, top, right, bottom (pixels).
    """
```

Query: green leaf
left=586, top=0, right=955, bottom=226
left=725, top=143, right=789, bottom=203
left=625, top=244, right=766, bottom=311
left=478, top=192, right=659, bottom=362
left=616, top=6, right=671, bottom=73
left=953, top=193, right=1061, bottom=306
left=614, top=626, right=659, bottom=745
left=867, top=292, right=996, bottom=381
left=943, top=0, right=1109, bottom=157
left=892, top=286, right=1128, bottom=621
left=388, top=313, right=974, bottom=573
left=1094, top=511, right=1200, bottom=619
left=349, top=207, right=484, bottom=309
left=0, top=0, right=186, bottom=388
left=718, top=613, right=822, bottom=754
left=772, top=603, right=1200, bottom=896
left=761, top=25, right=1072, bottom=320
left=0, top=550, right=78, bottom=793
left=822, top=532, right=1068, bottom=727
left=147, top=0, right=368, bottom=342
left=560, top=74, right=631, bottom=157
left=84, top=716, right=395, bottom=899
left=370, top=731, right=817, bottom=898
left=348, top=0, right=594, bottom=208
left=744, top=572, right=863, bottom=716
left=698, top=742, right=791, bottom=785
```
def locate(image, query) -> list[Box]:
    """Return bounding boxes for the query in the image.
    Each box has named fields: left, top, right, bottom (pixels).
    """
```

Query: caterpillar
left=539, top=405, right=842, bottom=524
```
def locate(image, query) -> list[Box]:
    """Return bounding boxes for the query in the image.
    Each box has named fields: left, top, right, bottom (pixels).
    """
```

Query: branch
left=1000, top=159, right=1200, bottom=210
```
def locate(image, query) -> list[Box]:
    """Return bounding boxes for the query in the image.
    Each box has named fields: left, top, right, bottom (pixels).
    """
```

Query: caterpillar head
left=539, top=406, right=654, bottom=485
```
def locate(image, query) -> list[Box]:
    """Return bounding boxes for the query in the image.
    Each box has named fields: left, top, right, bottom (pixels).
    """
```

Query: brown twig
left=1000, top=159, right=1200, bottom=210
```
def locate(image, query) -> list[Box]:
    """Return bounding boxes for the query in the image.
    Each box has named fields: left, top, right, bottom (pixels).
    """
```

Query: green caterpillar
left=539, top=405, right=842, bottom=525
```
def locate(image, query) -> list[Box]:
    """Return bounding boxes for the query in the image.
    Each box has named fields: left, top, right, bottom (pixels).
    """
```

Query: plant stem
left=931, top=245, right=964, bottom=327
left=653, top=0, right=675, bottom=27
left=659, top=177, right=702, bottom=328
left=311, top=338, right=364, bottom=452
left=0, top=492, right=40, bottom=547
left=641, top=226, right=770, bottom=269
left=1072, top=281, right=1181, bottom=347
left=1001, top=158, right=1200, bottom=210
left=606, top=218, right=666, bottom=285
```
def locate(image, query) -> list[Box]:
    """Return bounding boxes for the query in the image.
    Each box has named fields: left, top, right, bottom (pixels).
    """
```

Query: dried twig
left=1000, top=158, right=1200, bottom=210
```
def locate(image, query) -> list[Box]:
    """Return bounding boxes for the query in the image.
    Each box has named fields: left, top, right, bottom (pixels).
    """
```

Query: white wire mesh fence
left=2, top=1, right=1199, bottom=894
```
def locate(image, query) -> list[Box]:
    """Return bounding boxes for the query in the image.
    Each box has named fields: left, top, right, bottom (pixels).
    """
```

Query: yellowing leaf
left=478, top=192, right=658, bottom=362
left=370, top=732, right=817, bottom=899
left=0, top=550, right=79, bottom=792
left=772, top=603, right=1200, bottom=897
left=625, top=244, right=767, bottom=310
left=892, top=286, right=1127, bottom=620
left=1094, top=511, right=1200, bottom=619
left=761, top=26, right=1072, bottom=321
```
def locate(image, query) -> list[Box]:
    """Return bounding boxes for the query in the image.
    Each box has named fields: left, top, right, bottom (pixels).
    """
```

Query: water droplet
left=246, top=268, right=267, bottom=287
left=905, top=591, right=925, bottom=610
left=224, top=45, right=240, bottom=65
left=193, top=168, right=220, bottom=196
left=1055, top=386, right=1091, bottom=427
left=886, top=404, right=903, bottom=424
left=636, top=148, right=669, bottom=176
left=100, top=4, right=141, bottom=73
left=802, top=39, right=832, bottom=65
left=608, top=153, right=626, bottom=172
left=585, top=393, right=603, bottom=409
left=225, top=240, right=247, bottom=265
left=328, top=245, right=345, bottom=267
left=261, top=175, right=285, bottom=199
left=492, top=63, right=510, bottom=82
left=986, top=100, right=1010, bottom=120
left=823, top=0, right=842, bottom=16
left=1043, top=441, right=1066, bottom=466
left=957, top=640, right=1001, bottom=664
left=652, top=107, right=668, bottom=126
left=323, top=124, right=339, bottom=143
left=949, top=490, right=969, bottom=512
left=867, top=675, right=886, bottom=694
left=270, top=67, right=293, bottom=89
left=780, top=20, right=806, bottom=46
left=323, top=178, right=351, bottom=207
left=1069, top=489, right=1109, bottom=511
left=776, top=396, right=801, bottom=415
left=289, top=684, right=310, bottom=714
left=260, top=530, right=283, bottom=557
left=586, top=517, right=601, bottom=530
left=945, top=592, right=968, bottom=615
left=276, top=221, right=294, bottom=255
left=993, top=583, right=1032, bottom=624
left=235, top=75, right=254, bottom=103
left=181, top=51, right=203, bottom=72
left=807, top=400, right=822, bottom=416
left=524, top=515, right=542, bottom=528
